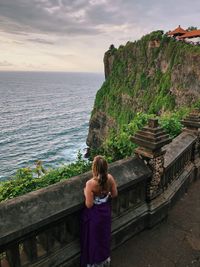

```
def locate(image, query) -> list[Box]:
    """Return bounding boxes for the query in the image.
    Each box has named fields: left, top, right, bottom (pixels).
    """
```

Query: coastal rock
left=86, top=111, right=116, bottom=149
left=104, top=47, right=116, bottom=79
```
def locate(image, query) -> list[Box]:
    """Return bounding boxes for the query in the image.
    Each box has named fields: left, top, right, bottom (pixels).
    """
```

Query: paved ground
left=111, top=179, right=200, bottom=267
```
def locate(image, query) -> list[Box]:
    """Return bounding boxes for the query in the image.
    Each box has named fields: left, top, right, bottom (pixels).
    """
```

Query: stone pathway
left=111, top=179, right=200, bottom=267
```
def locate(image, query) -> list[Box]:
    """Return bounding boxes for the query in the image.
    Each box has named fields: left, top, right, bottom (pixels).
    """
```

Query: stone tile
left=111, top=179, right=200, bottom=267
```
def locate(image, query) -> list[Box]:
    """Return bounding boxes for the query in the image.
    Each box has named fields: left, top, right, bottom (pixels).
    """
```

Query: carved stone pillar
left=182, top=109, right=200, bottom=159
left=181, top=109, right=200, bottom=131
left=131, top=118, right=171, bottom=200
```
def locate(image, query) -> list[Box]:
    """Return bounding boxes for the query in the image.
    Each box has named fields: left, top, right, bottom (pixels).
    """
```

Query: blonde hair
left=92, top=155, right=108, bottom=189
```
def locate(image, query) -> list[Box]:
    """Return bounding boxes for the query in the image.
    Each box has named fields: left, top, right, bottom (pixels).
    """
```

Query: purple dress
left=80, top=194, right=111, bottom=267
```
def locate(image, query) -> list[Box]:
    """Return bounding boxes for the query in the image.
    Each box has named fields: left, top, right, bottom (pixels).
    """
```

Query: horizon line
left=0, top=70, right=104, bottom=74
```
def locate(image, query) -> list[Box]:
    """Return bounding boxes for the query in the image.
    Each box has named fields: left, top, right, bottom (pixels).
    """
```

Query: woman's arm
left=109, top=174, right=118, bottom=198
left=84, top=180, right=94, bottom=208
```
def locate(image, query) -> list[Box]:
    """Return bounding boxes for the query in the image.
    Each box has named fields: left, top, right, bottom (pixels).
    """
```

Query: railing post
left=6, top=244, right=21, bottom=267
left=131, top=118, right=171, bottom=201
left=182, top=108, right=200, bottom=160
left=23, top=236, right=37, bottom=262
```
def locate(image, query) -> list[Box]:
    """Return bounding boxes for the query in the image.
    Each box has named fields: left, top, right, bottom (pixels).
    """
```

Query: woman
left=80, top=155, right=118, bottom=267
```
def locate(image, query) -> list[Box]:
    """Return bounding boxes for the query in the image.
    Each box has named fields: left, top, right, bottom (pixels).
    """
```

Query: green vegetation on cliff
left=97, top=31, right=199, bottom=121
left=89, top=107, right=190, bottom=162
left=87, top=30, right=200, bottom=150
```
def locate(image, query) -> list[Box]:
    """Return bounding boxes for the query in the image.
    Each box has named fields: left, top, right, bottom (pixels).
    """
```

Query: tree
left=187, top=26, right=197, bottom=31
left=109, top=44, right=115, bottom=50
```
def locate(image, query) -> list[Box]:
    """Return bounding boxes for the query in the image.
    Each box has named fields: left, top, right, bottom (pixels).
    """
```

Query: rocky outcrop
left=86, top=111, right=116, bottom=149
left=87, top=31, right=200, bottom=150
left=104, top=50, right=115, bottom=79
left=170, top=54, right=200, bottom=106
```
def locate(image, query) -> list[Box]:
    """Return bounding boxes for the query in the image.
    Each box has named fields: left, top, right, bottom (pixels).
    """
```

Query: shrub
left=94, top=112, right=153, bottom=162
left=159, top=114, right=182, bottom=138
left=0, top=152, right=91, bottom=202
left=158, top=108, right=191, bottom=137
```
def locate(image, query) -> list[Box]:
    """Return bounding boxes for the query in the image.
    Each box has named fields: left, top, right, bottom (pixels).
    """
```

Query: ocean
left=0, top=71, right=104, bottom=181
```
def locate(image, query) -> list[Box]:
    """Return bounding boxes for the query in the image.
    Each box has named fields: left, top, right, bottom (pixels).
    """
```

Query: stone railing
left=0, top=157, right=151, bottom=267
left=163, top=131, right=196, bottom=188
left=1, top=110, right=200, bottom=267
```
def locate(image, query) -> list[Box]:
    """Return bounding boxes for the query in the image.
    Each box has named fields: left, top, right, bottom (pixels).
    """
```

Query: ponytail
left=92, top=156, right=108, bottom=190
left=98, top=173, right=108, bottom=190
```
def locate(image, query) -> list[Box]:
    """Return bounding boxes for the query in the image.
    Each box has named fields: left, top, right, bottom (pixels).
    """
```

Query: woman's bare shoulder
left=86, top=177, right=98, bottom=187
left=107, top=174, right=116, bottom=183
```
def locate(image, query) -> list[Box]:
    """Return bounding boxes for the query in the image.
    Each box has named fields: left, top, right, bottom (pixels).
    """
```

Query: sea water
left=0, top=71, right=104, bottom=181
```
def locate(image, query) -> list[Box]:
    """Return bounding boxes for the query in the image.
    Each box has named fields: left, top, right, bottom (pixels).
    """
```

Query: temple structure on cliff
left=168, top=25, right=187, bottom=37
left=168, top=25, right=200, bottom=44
left=179, top=29, right=200, bottom=43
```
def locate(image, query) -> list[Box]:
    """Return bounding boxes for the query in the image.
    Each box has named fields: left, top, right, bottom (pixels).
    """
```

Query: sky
left=0, top=0, right=200, bottom=73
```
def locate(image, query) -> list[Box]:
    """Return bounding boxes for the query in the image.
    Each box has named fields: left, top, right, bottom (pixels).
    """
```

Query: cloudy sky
left=0, top=0, right=200, bottom=72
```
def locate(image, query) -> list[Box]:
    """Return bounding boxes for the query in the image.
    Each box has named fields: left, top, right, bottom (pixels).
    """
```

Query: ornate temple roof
left=179, top=29, right=200, bottom=39
left=168, top=25, right=187, bottom=36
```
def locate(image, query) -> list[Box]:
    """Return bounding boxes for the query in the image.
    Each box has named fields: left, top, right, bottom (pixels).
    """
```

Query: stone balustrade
left=0, top=157, right=151, bottom=267
left=1, top=110, right=200, bottom=267
left=163, top=131, right=196, bottom=188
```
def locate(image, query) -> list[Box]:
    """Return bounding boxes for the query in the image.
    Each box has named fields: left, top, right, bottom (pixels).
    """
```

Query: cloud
left=0, top=0, right=101, bottom=36
left=0, top=61, right=13, bottom=67
left=0, top=0, right=199, bottom=39
left=27, top=38, right=55, bottom=45
left=0, top=0, right=200, bottom=72
left=55, top=54, right=76, bottom=60
left=47, top=52, right=77, bottom=60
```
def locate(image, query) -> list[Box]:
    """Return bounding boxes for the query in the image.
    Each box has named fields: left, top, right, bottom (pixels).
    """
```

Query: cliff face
left=87, top=31, right=200, bottom=149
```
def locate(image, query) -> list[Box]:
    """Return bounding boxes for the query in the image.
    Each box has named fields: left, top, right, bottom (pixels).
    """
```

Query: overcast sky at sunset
left=0, top=0, right=200, bottom=72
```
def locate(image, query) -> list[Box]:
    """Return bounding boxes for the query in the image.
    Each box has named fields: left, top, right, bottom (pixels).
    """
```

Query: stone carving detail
left=148, top=154, right=164, bottom=199
left=131, top=118, right=171, bottom=200
left=197, top=132, right=200, bottom=155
